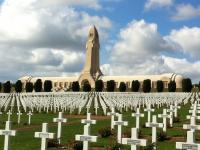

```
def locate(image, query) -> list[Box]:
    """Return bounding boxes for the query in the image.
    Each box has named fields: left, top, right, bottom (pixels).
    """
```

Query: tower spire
left=79, top=26, right=103, bottom=87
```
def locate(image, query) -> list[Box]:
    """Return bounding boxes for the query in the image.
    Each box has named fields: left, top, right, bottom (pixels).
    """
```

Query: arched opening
left=81, top=80, right=90, bottom=87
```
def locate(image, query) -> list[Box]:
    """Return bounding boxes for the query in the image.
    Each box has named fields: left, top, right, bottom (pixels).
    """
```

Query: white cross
left=0, top=121, right=16, bottom=150
left=53, top=112, right=67, bottom=144
left=27, top=111, right=33, bottom=125
left=6, top=110, right=12, bottom=121
left=167, top=105, right=174, bottom=127
left=114, top=114, right=128, bottom=144
left=176, top=131, right=200, bottom=149
left=132, top=108, right=144, bottom=130
left=146, top=115, right=163, bottom=143
left=144, top=104, right=155, bottom=123
left=184, top=110, right=200, bottom=132
left=35, top=123, right=55, bottom=150
left=107, top=107, right=119, bottom=129
left=17, top=111, right=22, bottom=124
left=81, top=113, right=96, bottom=126
left=173, top=103, right=181, bottom=117
left=122, top=128, right=146, bottom=150
left=186, top=109, right=200, bottom=126
left=158, top=109, right=171, bottom=132
left=75, top=124, right=97, bottom=150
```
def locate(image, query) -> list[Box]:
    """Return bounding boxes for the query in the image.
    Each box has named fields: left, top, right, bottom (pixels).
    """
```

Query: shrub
left=131, top=80, right=140, bottom=92
left=105, top=138, right=123, bottom=150
left=156, top=80, right=163, bottom=92
left=157, top=131, right=168, bottom=141
left=168, top=80, right=176, bottom=92
left=73, top=141, right=83, bottom=150
left=15, top=80, right=23, bottom=93
left=119, top=82, right=126, bottom=92
left=25, top=82, right=34, bottom=92
left=34, top=79, right=43, bottom=92
left=98, top=126, right=113, bottom=138
left=140, top=143, right=156, bottom=150
left=72, top=81, right=80, bottom=92
left=173, top=116, right=180, bottom=123
left=123, top=130, right=131, bottom=138
left=182, top=78, right=192, bottom=92
left=107, top=80, right=116, bottom=92
left=3, top=81, right=11, bottom=93
left=142, top=79, right=151, bottom=93
left=44, top=80, right=52, bottom=92
left=95, top=80, right=104, bottom=92
left=47, top=139, right=59, bottom=148
left=83, top=83, right=91, bottom=92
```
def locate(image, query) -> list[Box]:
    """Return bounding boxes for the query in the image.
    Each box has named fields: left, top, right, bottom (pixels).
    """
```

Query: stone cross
left=167, top=105, right=174, bottom=127
left=184, top=110, right=200, bottom=132
left=7, top=110, right=12, bottom=121
left=173, top=103, right=181, bottom=117
left=17, top=111, right=22, bottom=124
left=75, top=124, right=97, bottom=150
left=35, top=123, right=55, bottom=150
left=53, top=112, right=67, bottom=144
left=27, top=111, right=33, bottom=125
left=107, top=107, right=119, bottom=129
left=81, top=113, right=96, bottom=126
left=132, top=108, right=144, bottom=130
left=176, top=131, right=200, bottom=150
left=114, top=114, right=128, bottom=144
left=158, top=109, right=171, bottom=132
left=0, top=121, right=16, bottom=150
left=146, top=115, right=163, bottom=143
left=144, top=104, right=155, bottom=123
left=122, top=128, right=146, bottom=150
left=186, top=109, right=200, bottom=126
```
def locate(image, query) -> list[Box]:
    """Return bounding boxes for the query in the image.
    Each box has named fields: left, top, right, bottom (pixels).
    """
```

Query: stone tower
left=79, top=26, right=103, bottom=87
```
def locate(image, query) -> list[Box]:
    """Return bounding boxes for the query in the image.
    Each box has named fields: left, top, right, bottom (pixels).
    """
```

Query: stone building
left=19, top=26, right=184, bottom=91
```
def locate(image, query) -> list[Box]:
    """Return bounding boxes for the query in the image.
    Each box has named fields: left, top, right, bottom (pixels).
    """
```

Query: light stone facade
left=19, top=26, right=184, bottom=91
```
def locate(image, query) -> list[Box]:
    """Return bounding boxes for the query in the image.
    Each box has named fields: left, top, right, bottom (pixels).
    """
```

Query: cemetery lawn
left=0, top=103, right=199, bottom=150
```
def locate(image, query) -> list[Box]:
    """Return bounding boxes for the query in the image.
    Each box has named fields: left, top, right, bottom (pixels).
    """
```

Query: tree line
left=0, top=78, right=193, bottom=93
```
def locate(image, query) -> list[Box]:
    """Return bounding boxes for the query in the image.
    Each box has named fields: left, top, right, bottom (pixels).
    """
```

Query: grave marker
left=176, top=131, right=200, bottom=150
left=35, top=123, right=54, bottom=150
left=53, top=112, right=67, bottom=144
left=114, top=114, right=128, bottom=143
left=122, top=128, right=146, bottom=150
left=146, top=115, right=163, bottom=143
left=132, top=108, right=144, bottom=130
left=75, top=124, right=97, bottom=150
left=27, top=111, right=33, bottom=125
left=17, top=111, right=22, bottom=124
left=0, top=121, right=16, bottom=150
left=107, top=107, right=119, bottom=129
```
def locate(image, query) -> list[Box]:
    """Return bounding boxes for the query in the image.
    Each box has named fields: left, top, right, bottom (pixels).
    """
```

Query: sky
left=0, top=0, right=200, bottom=83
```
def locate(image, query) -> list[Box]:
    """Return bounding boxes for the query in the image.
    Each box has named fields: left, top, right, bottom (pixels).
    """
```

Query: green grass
left=0, top=102, right=196, bottom=150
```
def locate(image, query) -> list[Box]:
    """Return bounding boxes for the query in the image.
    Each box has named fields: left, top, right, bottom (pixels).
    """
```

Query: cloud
left=163, top=56, right=200, bottom=82
left=35, top=0, right=101, bottom=9
left=110, top=20, right=174, bottom=64
left=0, top=0, right=112, bottom=81
left=145, top=0, right=173, bottom=10
left=166, top=26, right=200, bottom=56
left=171, top=4, right=200, bottom=21
left=104, top=20, right=200, bottom=83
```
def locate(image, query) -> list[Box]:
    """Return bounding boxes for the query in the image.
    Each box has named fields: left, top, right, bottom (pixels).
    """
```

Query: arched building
left=19, top=26, right=185, bottom=91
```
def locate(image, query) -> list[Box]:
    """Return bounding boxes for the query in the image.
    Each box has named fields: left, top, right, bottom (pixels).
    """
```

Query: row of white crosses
left=176, top=101, right=200, bottom=149
left=5, top=110, right=33, bottom=125
left=0, top=92, right=190, bottom=114
left=0, top=111, right=67, bottom=150
left=107, top=107, right=147, bottom=149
